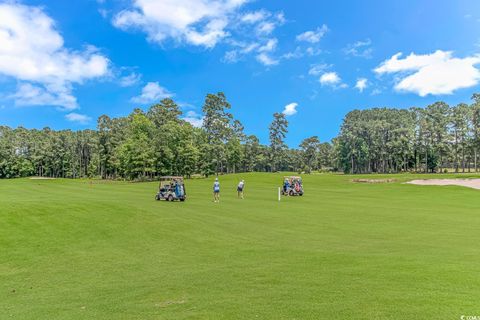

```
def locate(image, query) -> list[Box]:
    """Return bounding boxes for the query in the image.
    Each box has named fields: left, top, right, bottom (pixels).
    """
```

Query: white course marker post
left=278, top=187, right=281, bottom=202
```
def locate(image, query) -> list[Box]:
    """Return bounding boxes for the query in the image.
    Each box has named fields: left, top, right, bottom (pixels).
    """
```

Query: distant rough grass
left=352, top=178, right=397, bottom=183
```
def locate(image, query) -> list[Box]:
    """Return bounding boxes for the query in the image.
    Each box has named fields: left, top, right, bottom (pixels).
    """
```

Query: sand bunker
left=407, top=179, right=480, bottom=190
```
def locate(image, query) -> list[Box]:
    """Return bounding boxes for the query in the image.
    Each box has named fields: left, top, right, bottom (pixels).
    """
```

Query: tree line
left=0, top=92, right=333, bottom=179
left=335, top=94, right=480, bottom=173
left=3, top=92, right=480, bottom=179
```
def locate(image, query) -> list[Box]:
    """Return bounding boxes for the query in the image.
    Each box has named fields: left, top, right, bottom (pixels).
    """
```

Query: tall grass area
left=1, top=173, right=480, bottom=319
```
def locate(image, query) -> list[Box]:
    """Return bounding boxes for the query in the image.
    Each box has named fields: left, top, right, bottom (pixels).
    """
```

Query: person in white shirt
left=213, top=177, right=220, bottom=203
left=237, top=180, right=245, bottom=199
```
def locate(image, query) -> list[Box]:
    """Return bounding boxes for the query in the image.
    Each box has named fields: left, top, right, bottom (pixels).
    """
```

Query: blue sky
left=1, top=0, right=480, bottom=146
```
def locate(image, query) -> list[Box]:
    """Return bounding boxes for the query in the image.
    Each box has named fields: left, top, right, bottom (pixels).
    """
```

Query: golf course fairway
left=1, top=173, right=480, bottom=319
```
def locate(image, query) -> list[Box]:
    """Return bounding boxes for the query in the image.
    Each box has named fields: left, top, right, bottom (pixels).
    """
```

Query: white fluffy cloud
left=283, top=25, right=328, bottom=61
left=113, top=0, right=248, bottom=48
left=112, top=1, right=286, bottom=66
left=0, top=3, right=109, bottom=110
left=131, top=82, right=173, bottom=104
left=65, top=113, right=92, bottom=124
left=282, top=102, right=298, bottom=116
left=253, top=12, right=285, bottom=36
left=10, top=83, right=76, bottom=109
left=241, top=10, right=268, bottom=24
left=320, top=72, right=341, bottom=86
left=308, top=63, right=331, bottom=76
left=355, top=78, right=368, bottom=92
left=375, top=50, right=480, bottom=96
left=256, top=53, right=279, bottom=66
left=296, top=25, right=328, bottom=43
left=258, top=38, right=278, bottom=52
left=119, top=72, right=142, bottom=87
left=255, top=38, right=279, bottom=66
left=226, top=37, right=280, bottom=65
left=182, top=110, right=204, bottom=127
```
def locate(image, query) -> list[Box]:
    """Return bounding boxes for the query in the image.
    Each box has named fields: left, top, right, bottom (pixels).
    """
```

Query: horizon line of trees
left=0, top=92, right=333, bottom=180
left=2, top=92, right=480, bottom=179
left=336, top=94, right=480, bottom=174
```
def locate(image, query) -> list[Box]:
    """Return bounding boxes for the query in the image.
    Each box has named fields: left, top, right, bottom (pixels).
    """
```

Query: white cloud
left=113, top=0, right=248, bottom=48
left=98, top=9, right=109, bottom=19
left=226, top=37, right=280, bottom=66
left=178, top=101, right=195, bottom=109
left=0, top=3, right=110, bottom=110
left=119, top=72, right=142, bottom=87
left=241, top=10, right=268, bottom=24
left=282, top=47, right=303, bottom=60
left=284, top=47, right=322, bottom=60
left=223, top=41, right=261, bottom=63
left=256, top=38, right=279, bottom=66
left=308, top=63, right=331, bottom=76
left=258, top=38, right=277, bottom=52
left=253, top=12, right=285, bottom=36
left=65, top=112, right=91, bottom=124
left=256, top=53, right=279, bottom=66
left=131, top=82, right=173, bottom=104
left=227, top=38, right=281, bottom=66
left=111, top=1, right=287, bottom=67
left=305, top=47, right=322, bottom=56
left=282, top=102, right=298, bottom=116
left=355, top=78, right=368, bottom=92
left=111, top=1, right=288, bottom=67
left=256, top=21, right=276, bottom=35
left=11, top=83, right=77, bottom=109
left=223, top=50, right=240, bottom=63
left=344, top=38, right=373, bottom=58
left=375, top=50, right=480, bottom=96
left=182, top=110, right=203, bottom=127
left=320, top=72, right=341, bottom=86
left=242, top=42, right=260, bottom=53
left=275, top=12, right=286, bottom=24
left=296, top=25, right=328, bottom=43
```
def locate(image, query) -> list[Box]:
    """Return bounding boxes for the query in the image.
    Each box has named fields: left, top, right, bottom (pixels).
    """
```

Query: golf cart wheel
left=299, top=193, right=303, bottom=196
left=168, top=195, right=174, bottom=201
left=180, top=198, right=185, bottom=202
left=289, top=190, right=294, bottom=196
left=155, top=194, right=160, bottom=201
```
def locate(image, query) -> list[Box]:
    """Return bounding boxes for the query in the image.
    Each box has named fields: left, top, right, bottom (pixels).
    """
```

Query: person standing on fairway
left=237, top=179, right=245, bottom=199
left=213, top=177, right=220, bottom=203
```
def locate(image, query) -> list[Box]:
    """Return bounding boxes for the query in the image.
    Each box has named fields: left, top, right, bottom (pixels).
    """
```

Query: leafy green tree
left=269, top=112, right=288, bottom=172
left=243, top=135, right=261, bottom=172
left=119, top=112, right=155, bottom=179
left=470, top=93, right=480, bottom=171
left=147, top=98, right=182, bottom=127
left=299, top=136, right=320, bottom=173
left=451, top=103, right=471, bottom=172
left=202, top=92, right=234, bottom=174
left=226, top=137, right=243, bottom=173
left=318, top=142, right=333, bottom=169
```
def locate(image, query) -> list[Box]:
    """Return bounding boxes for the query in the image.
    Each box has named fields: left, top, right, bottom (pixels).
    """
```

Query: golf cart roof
left=160, top=176, right=184, bottom=180
left=284, top=176, right=302, bottom=179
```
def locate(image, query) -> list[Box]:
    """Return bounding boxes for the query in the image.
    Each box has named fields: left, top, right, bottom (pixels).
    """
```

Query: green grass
left=1, top=173, right=480, bottom=319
